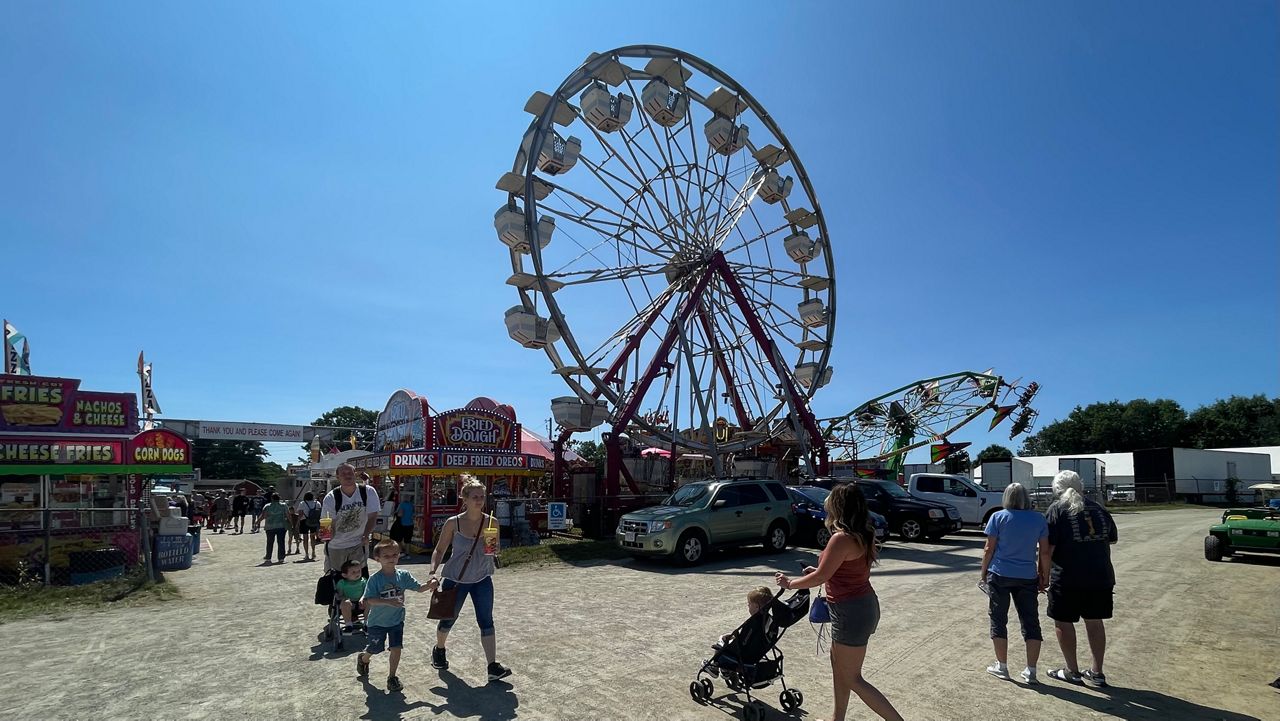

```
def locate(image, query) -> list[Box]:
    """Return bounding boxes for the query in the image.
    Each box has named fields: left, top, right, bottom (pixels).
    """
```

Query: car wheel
left=764, top=522, right=788, bottom=552
left=677, top=531, right=706, bottom=565
left=814, top=526, right=832, bottom=549
left=983, top=508, right=1001, bottom=525
left=898, top=518, right=924, bottom=542
left=1204, top=535, right=1225, bottom=562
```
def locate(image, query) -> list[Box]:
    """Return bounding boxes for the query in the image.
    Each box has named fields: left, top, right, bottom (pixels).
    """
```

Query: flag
left=931, top=441, right=971, bottom=464
left=349, top=432, right=359, bottom=451
left=988, top=405, right=1017, bottom=431
left=3, top=320, right=25, bottom=375
left=19, top=339, right=30, bottom=375
left=138, top=351, right=162, bottom=415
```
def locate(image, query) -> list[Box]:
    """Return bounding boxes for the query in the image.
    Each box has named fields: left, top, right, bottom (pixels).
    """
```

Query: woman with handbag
left=774, top=483, right=902, bottom=721
left=426, top=476, right=512, bottom=683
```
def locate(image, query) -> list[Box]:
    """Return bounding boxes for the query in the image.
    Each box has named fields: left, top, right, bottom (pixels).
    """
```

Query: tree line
left=1017, top=394, right=1279, bottom=456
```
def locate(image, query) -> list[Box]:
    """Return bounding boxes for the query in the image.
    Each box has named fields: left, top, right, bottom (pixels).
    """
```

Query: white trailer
left=977, top=459, right=1033, bottom=492
left=1133, top=447, right=1272, bottom=503
left=1059, top=458, right=1107, bottom=492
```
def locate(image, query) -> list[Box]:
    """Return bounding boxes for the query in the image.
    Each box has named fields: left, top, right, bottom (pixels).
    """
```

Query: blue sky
left=2, top=1, right=1276, bottom=463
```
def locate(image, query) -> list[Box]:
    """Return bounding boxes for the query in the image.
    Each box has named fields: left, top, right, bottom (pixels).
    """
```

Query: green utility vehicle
left=1204, top=507, right=1280, bottom=562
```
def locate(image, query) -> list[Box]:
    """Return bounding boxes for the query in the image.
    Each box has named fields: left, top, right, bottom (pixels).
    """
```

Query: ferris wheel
left=822, top=372, right=1040, bottom=473
left=496, top=46, right=835, bottom=484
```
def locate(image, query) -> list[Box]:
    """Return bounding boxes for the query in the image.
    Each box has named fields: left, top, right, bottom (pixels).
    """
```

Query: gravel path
left=0, top=508, right=1274, bottom=720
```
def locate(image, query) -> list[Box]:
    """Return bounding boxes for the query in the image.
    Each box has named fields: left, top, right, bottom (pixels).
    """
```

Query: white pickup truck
left=906, top=473, right=1004, bottom=527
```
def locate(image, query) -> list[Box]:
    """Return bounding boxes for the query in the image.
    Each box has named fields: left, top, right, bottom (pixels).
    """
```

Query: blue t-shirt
left=984, top=509, right=1048, bottom=580
left=361, top=568, right=422, bottom=628
left=397, top=501, right=414, bottom=526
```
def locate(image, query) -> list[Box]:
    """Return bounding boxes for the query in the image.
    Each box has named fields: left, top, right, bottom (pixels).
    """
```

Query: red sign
left=0, top=375, right=138, bottom=434
left=434, top=409, right=517, bottom=452
left=127, top=429, right=191, bottom=465
left=390, top=451, right=546, bottom=472
left=0, top=437, right=125, bottom=465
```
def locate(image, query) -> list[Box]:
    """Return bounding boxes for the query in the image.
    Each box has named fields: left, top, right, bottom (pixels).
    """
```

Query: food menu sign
left=0, top=375, right=138, bottom=434
left=374, top=390, right=429, bottom=453
left=0, top=437, right=125, bottom=465
left=433, top=409, right=518, bottom=453
left=127, top=429, right=191, bottom=466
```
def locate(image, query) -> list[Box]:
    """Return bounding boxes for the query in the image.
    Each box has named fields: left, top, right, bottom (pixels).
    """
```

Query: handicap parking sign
left=548, top=501, right=567, bottom=530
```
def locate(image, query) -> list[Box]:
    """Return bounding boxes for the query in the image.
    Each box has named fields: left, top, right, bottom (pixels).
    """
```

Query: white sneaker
left=986, top=663, right=1010, bottom=680
left=1021, top=668, right=1038, bottom=685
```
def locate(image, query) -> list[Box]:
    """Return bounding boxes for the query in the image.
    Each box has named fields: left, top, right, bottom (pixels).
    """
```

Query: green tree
left=569, top=439, right=606, bottom=472
left=1018, top=399, right=1187, bottom=455
left=975, top=444, right=1014, bottom=464
left=944, top=451, right=971, bottom=476
left=193, top=440, right=272, bottom=480
left=300, top=405, right=379, bottom=458
left=1180, top=395, right=1280, bottom=448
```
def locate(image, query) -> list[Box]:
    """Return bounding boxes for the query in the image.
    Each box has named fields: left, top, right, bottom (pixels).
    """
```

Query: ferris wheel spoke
left=544, top=183, right=683, bottom=251
left=544, top=262, right=672, bottom=286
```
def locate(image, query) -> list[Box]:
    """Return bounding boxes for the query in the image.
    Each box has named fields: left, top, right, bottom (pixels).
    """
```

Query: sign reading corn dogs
left=0, top=374, right=138, bottom=434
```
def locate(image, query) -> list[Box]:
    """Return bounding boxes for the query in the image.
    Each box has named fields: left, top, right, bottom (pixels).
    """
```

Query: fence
left=0, top=507, right=149, bottom=588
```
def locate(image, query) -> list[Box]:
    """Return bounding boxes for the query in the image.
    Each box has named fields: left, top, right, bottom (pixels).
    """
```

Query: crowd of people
left=769, top=470, right=1118, bottom=721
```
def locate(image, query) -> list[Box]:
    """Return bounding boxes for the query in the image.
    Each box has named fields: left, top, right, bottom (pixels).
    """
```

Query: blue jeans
left=437, top=576, right=495, bottom=637
left=265, top=528, right=285, bottom=561
left=988, top=573, right=1042, bottom=641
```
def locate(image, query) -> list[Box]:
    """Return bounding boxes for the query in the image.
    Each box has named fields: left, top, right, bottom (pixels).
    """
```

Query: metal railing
left=0, top=507, right=148, bottom=588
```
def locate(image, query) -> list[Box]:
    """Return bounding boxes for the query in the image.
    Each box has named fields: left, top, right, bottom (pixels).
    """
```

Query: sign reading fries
left=0, top=374, right=138, bottom=434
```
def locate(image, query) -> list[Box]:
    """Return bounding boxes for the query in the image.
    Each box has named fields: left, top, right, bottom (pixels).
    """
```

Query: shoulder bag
left=427, top=516, right=483, bottom=620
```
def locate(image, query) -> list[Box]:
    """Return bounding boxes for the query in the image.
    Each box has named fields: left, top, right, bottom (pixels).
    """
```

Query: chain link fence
left=0, top=507, right=149, bottom=588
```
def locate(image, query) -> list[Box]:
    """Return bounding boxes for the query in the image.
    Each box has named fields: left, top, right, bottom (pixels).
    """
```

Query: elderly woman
left=979, top=482, right=1050, bottom=684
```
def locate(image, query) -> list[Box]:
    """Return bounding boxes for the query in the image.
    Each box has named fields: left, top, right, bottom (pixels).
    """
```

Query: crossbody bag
left=427, top=516, right=484, bottom=620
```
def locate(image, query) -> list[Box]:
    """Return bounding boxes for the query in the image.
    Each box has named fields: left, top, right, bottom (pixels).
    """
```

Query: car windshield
left=664, top=483, right=711, bottom=507
left=869, top=480, right=911, bottom=498
left=792, top=486, right=829, bottom=505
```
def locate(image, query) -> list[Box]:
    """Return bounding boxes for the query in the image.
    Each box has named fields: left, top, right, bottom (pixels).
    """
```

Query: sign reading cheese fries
left=0, top=438, right=123, bottom=465
left=0, top=374, right=138, bottom=434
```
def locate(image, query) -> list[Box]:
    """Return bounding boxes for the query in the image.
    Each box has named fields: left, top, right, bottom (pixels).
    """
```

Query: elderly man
left=321, top=462, right=381, bottom=573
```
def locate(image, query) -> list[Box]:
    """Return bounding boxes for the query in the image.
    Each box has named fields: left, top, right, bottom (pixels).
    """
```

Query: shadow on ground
left=1027, top=681, right=1261, bottom=720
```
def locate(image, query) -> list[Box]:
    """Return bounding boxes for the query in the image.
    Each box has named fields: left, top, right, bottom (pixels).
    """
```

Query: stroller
left=690, top=588, right=810, bottom=721
left=314, top=569, right=367, bottom=652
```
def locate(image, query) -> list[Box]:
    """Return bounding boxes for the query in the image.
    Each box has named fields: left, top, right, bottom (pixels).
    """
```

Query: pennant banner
left=3, top=320, right=26, bottom=376
left=989, top=405, right=1017, bottom=431
left=137, top=351, right=162, bottom=416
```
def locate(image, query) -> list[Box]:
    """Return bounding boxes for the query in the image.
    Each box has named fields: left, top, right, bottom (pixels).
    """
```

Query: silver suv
left=616, top=478, right=796, bottom=564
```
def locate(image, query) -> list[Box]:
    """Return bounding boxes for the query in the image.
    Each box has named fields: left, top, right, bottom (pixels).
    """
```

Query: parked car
left=906, top=473, right=1003, bottom=527
left=805, top=478, right=961, bottom=542
left=1204, top=507, right=1280, bottom=562
left=616, top=478, right=797, bottom=564
left=787, top=485, right=888, bottom=548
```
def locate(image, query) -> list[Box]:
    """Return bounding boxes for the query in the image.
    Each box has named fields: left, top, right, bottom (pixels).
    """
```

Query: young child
left=335, top=561, right=366, bottom=632
left=356, top=539, right=433, bottom=692
left=706, top=586, right=775, bottom=676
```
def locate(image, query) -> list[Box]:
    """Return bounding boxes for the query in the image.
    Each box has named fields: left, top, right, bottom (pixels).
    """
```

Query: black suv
left=806, top=477, right=961, bottom=542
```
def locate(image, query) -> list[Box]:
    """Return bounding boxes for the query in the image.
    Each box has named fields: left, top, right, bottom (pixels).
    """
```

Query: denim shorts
left=365, top=623, right=404, bottom=654
left=829, top=593, right=880, bottom=647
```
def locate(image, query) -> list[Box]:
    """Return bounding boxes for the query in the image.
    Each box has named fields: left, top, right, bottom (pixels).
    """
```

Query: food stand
left=0, top=374, right=193, bottom=583
left=357, top=390, right=549, bottom=551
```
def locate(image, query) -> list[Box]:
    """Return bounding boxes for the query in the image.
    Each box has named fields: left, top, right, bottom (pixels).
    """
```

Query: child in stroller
left=691, top=586, right=810, bottom=721
left=318, top=561, right=368, bottom=651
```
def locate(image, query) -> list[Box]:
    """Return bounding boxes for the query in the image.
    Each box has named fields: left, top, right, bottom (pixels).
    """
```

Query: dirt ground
left=0, top=508, right=1275, bottom=721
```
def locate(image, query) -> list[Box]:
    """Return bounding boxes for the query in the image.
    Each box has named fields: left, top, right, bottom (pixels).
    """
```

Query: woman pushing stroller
left=774, top=483, right=904, bottom=721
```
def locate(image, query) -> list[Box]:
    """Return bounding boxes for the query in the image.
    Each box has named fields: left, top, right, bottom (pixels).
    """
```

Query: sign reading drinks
left=197, top=421, right=306, bottom=442
left=434, top=409, right=516, bottom=452
left=0, top=375, right=138, bottom=434
left=375, top=390, right=429, bottom=452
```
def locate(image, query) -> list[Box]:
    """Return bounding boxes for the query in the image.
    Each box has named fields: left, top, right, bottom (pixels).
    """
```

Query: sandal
left=1048, top=668, right=1081, bottom=683
left=1081, top=670, right=1108, bottom=688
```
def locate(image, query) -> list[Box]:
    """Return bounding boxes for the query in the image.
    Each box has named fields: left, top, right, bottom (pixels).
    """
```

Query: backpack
left=305, top=501, right=322, bottom=526
left=329, top=485, right=369, bottom=512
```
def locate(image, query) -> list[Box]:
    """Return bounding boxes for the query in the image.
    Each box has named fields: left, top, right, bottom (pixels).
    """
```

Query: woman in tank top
left=775, top=483, right=903, bottom=721
left=427, top=476, right=512, bottom=683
